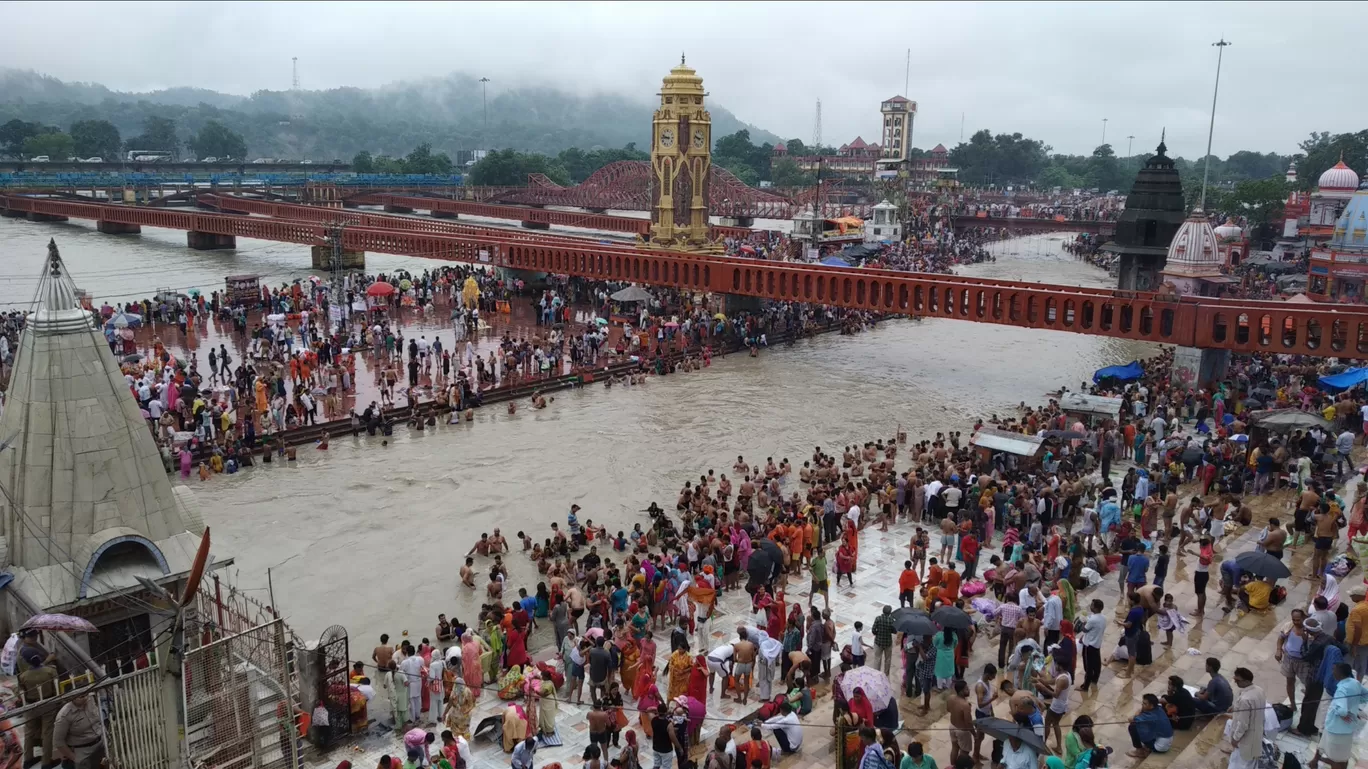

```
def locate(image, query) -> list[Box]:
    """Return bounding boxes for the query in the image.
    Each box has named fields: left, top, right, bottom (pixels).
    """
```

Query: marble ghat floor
left=311, top=470, right=1368, bottom=769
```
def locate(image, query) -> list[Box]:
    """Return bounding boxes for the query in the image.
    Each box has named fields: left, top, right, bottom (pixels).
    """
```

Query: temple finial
left=681, top=52, right=686, bottom=66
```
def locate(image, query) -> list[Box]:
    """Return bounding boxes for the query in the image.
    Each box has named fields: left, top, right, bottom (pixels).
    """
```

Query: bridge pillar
left=723, top=294, right=764, bottom=316
left=311, top=245, right=366, bottom=270
left=186, top=231, right=237, bottom=250
left=520, top=221, right=551, bottom=230
left=588, top=208, right=608, bottom=214
left=25, top=212, right=69, bottom=223
left=342, top=200, right=360, bottom=209
left=719, top=216, right=755, bottom=228
left=0, top=208, right=25, bottom=219
left=384, top=204, right=414, bottom=214
left=430, top=210, right=459, bottom=219
left=97, top=221, right=142, bottom=235
left=1171, top=346, right=1230, bottom=390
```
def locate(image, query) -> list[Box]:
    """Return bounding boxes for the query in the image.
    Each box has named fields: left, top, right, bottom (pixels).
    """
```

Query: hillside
left=0, top=69, right=784, bottom=160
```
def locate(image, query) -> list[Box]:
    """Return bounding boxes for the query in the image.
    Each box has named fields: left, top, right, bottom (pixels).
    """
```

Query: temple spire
left=681, top=52, right=686, bottom=66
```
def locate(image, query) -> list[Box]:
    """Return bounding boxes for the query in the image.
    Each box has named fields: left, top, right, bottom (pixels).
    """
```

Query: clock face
left=659, top=128, right=675, bottom=148
left=693, top=129, right=706, bottom=149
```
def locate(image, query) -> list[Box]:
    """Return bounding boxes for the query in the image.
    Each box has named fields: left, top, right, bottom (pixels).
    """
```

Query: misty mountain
left=0, top=69, right=784, bottom=160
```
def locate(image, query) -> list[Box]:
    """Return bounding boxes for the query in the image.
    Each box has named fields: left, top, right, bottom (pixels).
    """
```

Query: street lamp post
left=1101, top=118, right=1108, bottom=146
left=479, top=77, right=491, bottom=139
left=1199, top=39, right=1232, bottom=211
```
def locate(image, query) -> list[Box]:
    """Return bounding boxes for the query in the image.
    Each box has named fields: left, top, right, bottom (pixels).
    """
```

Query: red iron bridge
left=0, top=193, right=1345, bottom=358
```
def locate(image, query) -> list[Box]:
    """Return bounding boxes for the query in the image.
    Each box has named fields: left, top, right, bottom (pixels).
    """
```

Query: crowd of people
left=321, top=345, right=1368, bottom=769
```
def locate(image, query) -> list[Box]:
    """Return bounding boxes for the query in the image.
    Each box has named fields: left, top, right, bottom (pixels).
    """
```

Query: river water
left=0, top=216, right=1152, bottom=645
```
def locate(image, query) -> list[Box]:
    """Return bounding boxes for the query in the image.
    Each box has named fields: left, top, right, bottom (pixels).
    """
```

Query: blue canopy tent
left=820, top=255, right=856, bottom=268
left=1318, top=367, right=1368, bottom=391
left=1092, top=360, right=1144, bottom=384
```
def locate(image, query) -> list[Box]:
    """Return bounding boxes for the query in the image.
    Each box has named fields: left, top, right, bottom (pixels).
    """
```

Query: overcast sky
left=3, top=1, right=1360, bottom=159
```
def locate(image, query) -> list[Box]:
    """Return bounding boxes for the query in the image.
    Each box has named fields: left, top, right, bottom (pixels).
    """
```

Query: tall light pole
left=1101, top=118, right=1109, bottom=147
left=479, top=77, right=491, bottom=141
left=1126, top=135, right=1135, bottom=157
left=1199, top=38, right=1232, bottom=211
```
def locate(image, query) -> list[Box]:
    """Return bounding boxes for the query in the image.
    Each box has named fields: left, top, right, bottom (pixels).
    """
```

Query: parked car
left=81, top=157, right=103, bottom=163
left=251, top=158, right=275, bottom=164
left=31, top=156, right=50, bottom=162
left=300, top=159, right=312, bottom=164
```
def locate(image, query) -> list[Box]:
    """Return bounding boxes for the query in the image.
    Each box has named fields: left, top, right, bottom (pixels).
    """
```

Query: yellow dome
left=661, top=55, right=705, bottom=97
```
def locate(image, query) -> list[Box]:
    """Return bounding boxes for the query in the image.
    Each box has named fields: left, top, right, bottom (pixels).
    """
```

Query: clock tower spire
left=649, top=56, right=711, bottom=247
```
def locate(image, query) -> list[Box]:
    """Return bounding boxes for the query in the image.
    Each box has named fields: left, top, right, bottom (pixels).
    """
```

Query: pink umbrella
left=21, top=614, right=97, bottom=634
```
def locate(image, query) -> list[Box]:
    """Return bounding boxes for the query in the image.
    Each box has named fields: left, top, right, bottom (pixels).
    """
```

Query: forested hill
left=0, top=69, right=783, bottom=159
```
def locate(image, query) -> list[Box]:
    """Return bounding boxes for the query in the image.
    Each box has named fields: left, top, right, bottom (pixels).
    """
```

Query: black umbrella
left=1235, top=550, right=1291, bottom=580
left=973, top=717, right=1047, bottom=754
left=893, top=610, right=936, bottom=637
left=930, top=606, right=972, bottom=630
left=122, top=353, right=144, bottom=364
left=746, top=550, right=776, bottom=582
left=755, top=538, right=784, bottom=564
left=1043, top=429, right=1087, bottom=440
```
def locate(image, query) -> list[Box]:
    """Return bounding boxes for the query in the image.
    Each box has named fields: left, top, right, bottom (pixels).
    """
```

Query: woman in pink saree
left=732, top=525, right=753, bottom=571
left=461, top=630, right=487, bottom=690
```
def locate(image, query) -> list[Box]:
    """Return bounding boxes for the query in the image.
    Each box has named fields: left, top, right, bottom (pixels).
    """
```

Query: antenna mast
left=292, top=57, right=299, bottom=90
left=812, top=99, right=822, bottom=152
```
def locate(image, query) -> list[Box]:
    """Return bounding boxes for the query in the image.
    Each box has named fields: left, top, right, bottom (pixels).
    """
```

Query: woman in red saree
left=633, top=636, right=658, bottom=701
left=619, top=637, right=641, bottom=693
left=842, top=519, right=860, bottom=563
left=688, top=655, right=709, bottom=703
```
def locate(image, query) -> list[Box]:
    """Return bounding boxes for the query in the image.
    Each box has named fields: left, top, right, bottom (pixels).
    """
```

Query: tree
left=769, top=157, right=814, bottom=187
left=712, top=129, right=771, bottom=182
left=1298, top=130, right=1368, bottom=192
left=949, top=129, right=1049, bottom=185
left=555, top=144, right=649, bottom=183
left=188, top=120, right=246, bottom=160
left=403, top=143, right=454, bottom=174
left=1, top=119, right=42, bottom=157
left=22, top=130, right=74, bottom=159
left=1215, top=176, right=1289, bottom=227
left=69, top=119, right=121, bottom=159
left=468, top=149, right=569, bottom=186
left=785, top=138, right=808, bottom=156
left=125, top=116, right=179, bottom=154
left=1039, top=165, right=1085, bottom=191
left=352, top=151, right=374, bottom=172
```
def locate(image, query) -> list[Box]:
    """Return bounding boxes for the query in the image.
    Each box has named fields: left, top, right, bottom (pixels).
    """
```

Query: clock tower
left=649, top=55, right=712, bottom=247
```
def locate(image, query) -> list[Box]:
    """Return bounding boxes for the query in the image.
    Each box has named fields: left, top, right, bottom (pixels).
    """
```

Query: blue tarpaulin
left=820, top=255, right=856, bottom=267
left=1319, top=367, right=1368, bottom=391
left=1092, top=360, right=1144, bottom=384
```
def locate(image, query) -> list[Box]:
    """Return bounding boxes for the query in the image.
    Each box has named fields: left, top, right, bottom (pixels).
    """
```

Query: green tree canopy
left=1298, top=130, right=1368, bottom=192
left=70, top=119, right=121, bottom=159
left=468, top=149, right=569, bottom=186
left=1215, top=176, right=1289, bottom=227
left=712, top=129, right=772, bottom=183
left=125, top=115, right=179, bottom=154
left=2, top=119, right=43, bottom=156
left=403, top=143, right=454, bottom=174
left=23, top=130, right=74, bottom=159
left=769, top=157, right=814, bottom=187
left=352, top=150, right=374, bottom=172
left=188, top=120, right=246, bottom=160
left=555, top=144, right=649, bottom=183
left=949, top=129, right=1049, bottom=185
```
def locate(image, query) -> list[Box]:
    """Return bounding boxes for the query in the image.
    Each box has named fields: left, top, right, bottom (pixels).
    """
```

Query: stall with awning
left=1059, top=392, right=1123, bottom=427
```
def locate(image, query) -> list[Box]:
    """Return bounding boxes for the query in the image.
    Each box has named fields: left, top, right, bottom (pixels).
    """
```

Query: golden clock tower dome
left=649, top=55, right=712, bottom=247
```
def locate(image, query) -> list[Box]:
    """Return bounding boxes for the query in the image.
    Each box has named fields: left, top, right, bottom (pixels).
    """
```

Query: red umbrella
left=21, top=613, right=98, bottom=634
left=365, top=282, right=396, bottom=298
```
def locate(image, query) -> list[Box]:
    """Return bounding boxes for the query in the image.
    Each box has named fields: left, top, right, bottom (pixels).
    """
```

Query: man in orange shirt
left=941, top=562, right=962, bottom=603
left=899, top=560, right=921, bottom=608
left=927, top=558, right=943, bottom=590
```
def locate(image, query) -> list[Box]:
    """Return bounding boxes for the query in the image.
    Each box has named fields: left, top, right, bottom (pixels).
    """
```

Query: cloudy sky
left=3, top=1, right=1359, bottom=158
